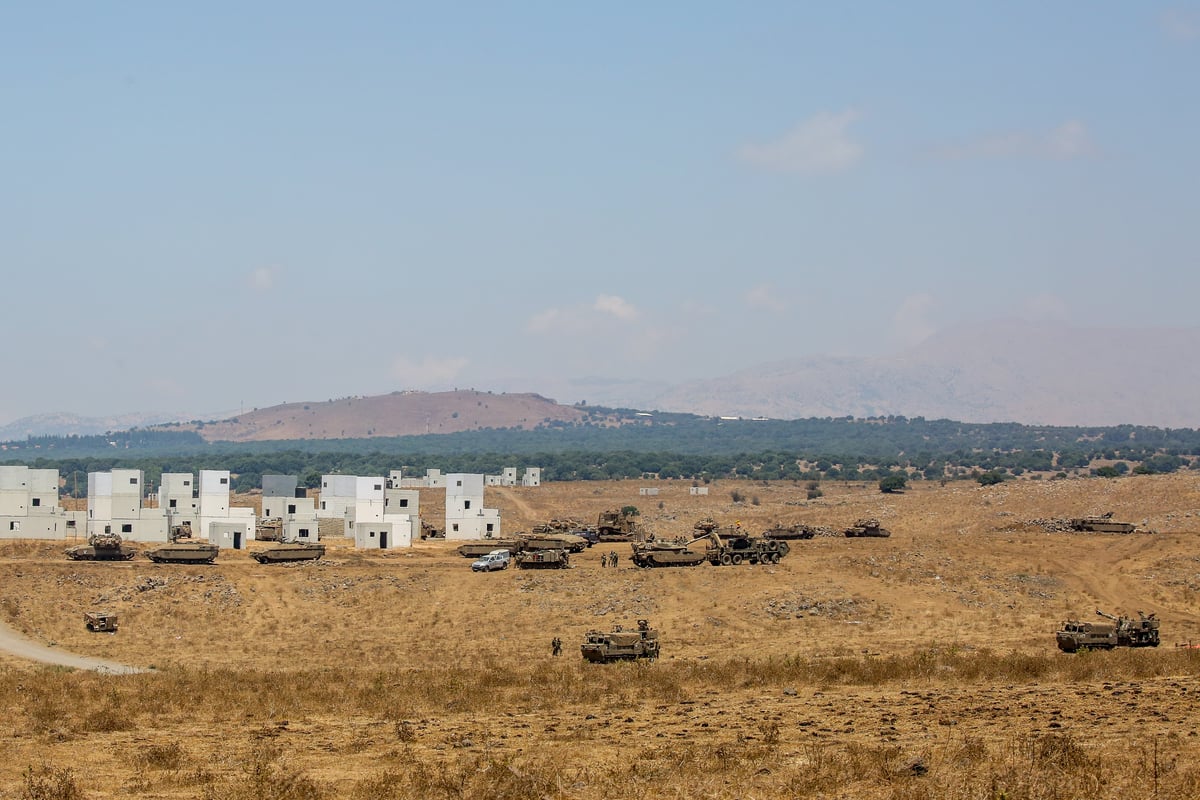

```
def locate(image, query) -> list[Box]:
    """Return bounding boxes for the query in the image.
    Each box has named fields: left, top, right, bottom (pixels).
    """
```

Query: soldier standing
left=609, top=551, right=619, bottom=568
left=551, top=636, right=562, bottom=656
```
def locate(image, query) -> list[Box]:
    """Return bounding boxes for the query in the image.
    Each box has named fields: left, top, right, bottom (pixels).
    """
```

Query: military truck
left=596, top=508, right=641, bottom=542
left=65, top=531, right=137, bottom=561
left=252, top=542, right=325, bottom=564
left=84, top=611, right=118, bottom=632
left=1068, top=514, right=1138, bottom=534
left=686, top=519, right=789, bottom=565
left=1056, top=610, right=1160, bottom=652
left=843, top=518, right=892, bottom=538
left=514, top=548, right=571, bottom=569
left=580, top=619, right=660, bottom=663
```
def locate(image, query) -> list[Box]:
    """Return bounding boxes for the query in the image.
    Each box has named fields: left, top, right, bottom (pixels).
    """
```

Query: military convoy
left=1055, top=610, right=1160, bottom=652
left=457, top=531, right=591, bottom=559
left=65, top=531, right=137, bottom=561
left=580, top=619, right=659, bottom=663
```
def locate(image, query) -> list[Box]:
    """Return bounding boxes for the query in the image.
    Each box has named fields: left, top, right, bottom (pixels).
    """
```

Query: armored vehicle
left=596, top=508, right=641, bottom=542
left=144, top=541, right=220, bottom=564
left=514, top=548, right=571, bottom=569
left=457, top=539, right=523, bottom=558
left=520, top=531, right=590, bottom=553
left=1068, top=514, right=1137, bottom=534
left=65, top=531, right=137, bottom=561
left=704, top=530, right=789, bottom=565
left=255, top=518, right=284, bottom=542
left=1056, top=610, right=1160, bottom=652
left=763, top=523, right=819, bottom=540
left=252, top=542, right=325, bottom=564
left=630, top=536, right=708, bottom=568
left=843, top=518, right=892, bottom=538
left=581, top=619, right=659, bottom=663
left=84, top=611, right=118, bottom=632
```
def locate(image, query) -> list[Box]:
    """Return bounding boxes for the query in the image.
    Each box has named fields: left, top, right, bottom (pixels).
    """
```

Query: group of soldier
left=599, top=551, right=619, bottom=568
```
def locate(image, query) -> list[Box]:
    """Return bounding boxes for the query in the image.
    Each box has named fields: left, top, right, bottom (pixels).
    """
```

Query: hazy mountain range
left=2, top=323, right=1197, bottom=441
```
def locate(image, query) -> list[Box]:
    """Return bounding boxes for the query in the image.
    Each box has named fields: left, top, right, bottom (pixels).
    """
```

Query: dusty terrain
left=3, top=474, right=1200, bottom=798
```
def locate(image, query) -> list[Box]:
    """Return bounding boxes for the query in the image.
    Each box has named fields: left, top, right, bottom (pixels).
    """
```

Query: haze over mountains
left=2, top=323, right=1197, bottom=441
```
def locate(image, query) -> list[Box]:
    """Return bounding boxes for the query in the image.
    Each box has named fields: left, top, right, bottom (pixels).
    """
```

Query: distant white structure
left=317, top=475, right=357, bottom=519
left=689, top=486, right=709, bottom=496
left=639, top=487, right=660, bottom=497
left=522, top=467, right=542, bottom=487
left=197, top=470, right=255, bottom=548
left=261, top=474, right=319, bottom=542
left=0, top=466, right=83, bottom=540
left=444, top=473, right=501, bottom=540
left=327, top=473, right=418, bottom=549
left=87, top=469, right=168, bottom=542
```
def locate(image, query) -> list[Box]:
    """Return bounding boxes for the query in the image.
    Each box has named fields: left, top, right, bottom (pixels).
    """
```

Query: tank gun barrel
left=1096, top=609, right=1118, bottom=621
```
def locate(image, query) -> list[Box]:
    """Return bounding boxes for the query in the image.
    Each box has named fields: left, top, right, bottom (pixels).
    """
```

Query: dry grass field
left=4, top=474, right=1200, bottom=798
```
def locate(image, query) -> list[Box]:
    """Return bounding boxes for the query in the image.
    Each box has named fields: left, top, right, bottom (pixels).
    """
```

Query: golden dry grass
left=3, top=473, right=1200, bottom=798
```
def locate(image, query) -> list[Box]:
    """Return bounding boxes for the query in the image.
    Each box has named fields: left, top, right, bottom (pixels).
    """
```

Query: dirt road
left=0, top=619, right=146, bottom=674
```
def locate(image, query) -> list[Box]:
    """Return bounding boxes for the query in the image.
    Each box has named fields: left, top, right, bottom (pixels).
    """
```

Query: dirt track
left=0, top=618, right=146, bottom=674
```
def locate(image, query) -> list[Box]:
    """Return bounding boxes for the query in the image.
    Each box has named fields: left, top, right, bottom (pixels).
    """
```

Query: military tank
left=629, top=536, right=707, bottom=568
left=581, top=619, right=660, bottom=663
left=763, top=522, right=820, bottom=540
left=520, top=531, right=590, bottom=553
left=456, top=539, right=523, bottom=558
left=1068, top=514, right=1137, bottom=534
left=843, top=518, right=892, bottom=538
left=65, top=531, right=136, bottom=561
left=252, top=542, right=325, bottom=564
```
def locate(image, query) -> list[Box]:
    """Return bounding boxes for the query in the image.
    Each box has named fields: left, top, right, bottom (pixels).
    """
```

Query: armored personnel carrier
left=84, top=611, right=118, bottom=632
left=580, top=619, right=660, bottom=663
left=65, top=531, right=136, bottom=561
left=1056, top=610, right=1160, bottom=652
left=843, top=518, right=892, bottom=538
left=145, top=542, right=219, bottom=564
left=255, top=517, right=284, bottom=542
left=252, top=542, right=325, bottom=564
left=514, top=548, right=571, bottom=569
left=145, top=525, right=219, bottom=564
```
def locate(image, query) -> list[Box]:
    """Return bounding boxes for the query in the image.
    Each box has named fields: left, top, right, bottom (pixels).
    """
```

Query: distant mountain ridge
left=4, top=323, right=1197, bottom=441
left=643, top=322, right=1200, bottom=427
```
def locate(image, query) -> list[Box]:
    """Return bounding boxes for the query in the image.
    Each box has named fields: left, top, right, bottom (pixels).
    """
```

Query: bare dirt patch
left=3, top=473, right=1200, bottom=798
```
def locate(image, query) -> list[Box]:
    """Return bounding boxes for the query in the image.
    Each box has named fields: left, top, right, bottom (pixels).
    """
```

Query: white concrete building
left=444, top=473, right=501, bottom=540
left=87, top=469, right=168, bottom=542
left=198, top=470, right=254, bottom=549
left=261, top=474, right=319, bottom=542
left=689, top=486, right=709, bottom=496
left=639, top=487, right=660, bottom=496
left=522, top=467, right=542, bottom=487
left=317, top=474, right=357, bottom=519
left=0, top=466, right=83, bottom=540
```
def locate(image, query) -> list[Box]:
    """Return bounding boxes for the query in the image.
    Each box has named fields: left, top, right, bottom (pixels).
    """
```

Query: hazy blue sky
left=2, top=2, right=1197, bottom=423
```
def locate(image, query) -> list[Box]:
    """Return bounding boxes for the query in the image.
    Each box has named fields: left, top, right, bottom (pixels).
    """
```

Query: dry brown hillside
left=156, top=389, right=586, bottom=441
left=3, top=473, right=1200, bottom=798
